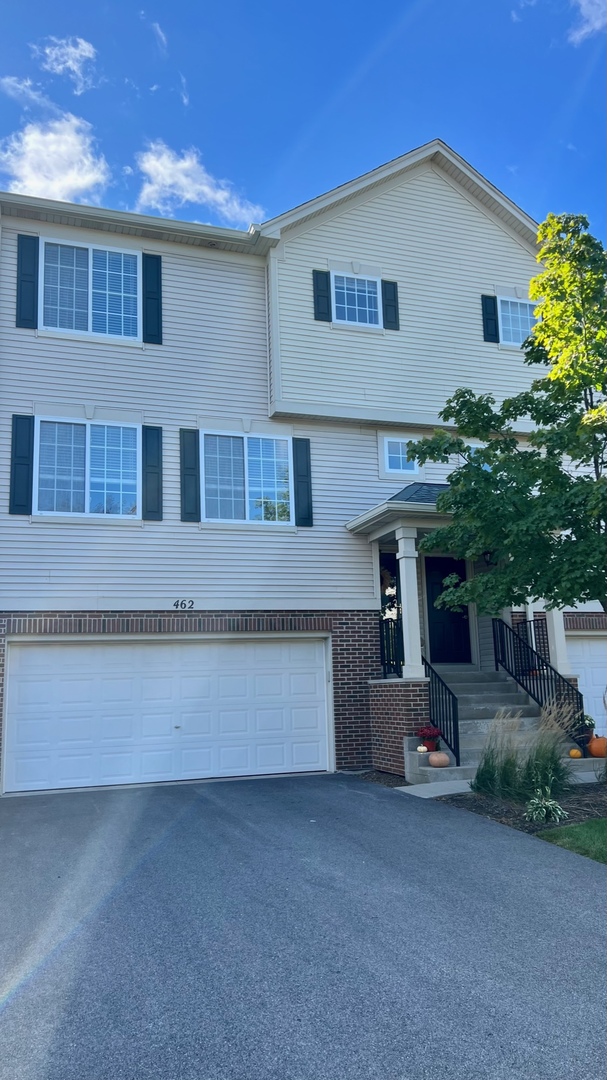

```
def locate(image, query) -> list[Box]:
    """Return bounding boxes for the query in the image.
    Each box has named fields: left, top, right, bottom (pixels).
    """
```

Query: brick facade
left=368, top=678, right=431, bottom=775
left=0, top=609, right=382, bottom=771
left=563, top=612, right=607, bottom=632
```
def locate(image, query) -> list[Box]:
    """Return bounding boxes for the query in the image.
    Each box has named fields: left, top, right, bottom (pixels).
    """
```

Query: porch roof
left=345, top=482, right=450, bottom=537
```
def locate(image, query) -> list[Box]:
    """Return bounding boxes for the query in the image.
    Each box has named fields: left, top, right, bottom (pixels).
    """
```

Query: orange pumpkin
left=569, top=748, right=583, bottom=758
left=587, top=736, right=607, bottom=759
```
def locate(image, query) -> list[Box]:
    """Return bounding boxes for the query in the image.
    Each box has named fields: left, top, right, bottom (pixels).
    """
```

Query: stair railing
left=421, top=657, right=460, bottom=766
left=379, top=615, right=404, bottom=678
left=492, top=618, right=586, bottom=753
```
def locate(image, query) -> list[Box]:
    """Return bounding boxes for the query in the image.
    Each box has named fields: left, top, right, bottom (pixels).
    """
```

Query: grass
left=539, top=819, right=607, bottom=863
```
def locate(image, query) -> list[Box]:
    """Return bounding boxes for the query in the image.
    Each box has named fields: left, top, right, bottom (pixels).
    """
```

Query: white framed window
left=202, top=433, right=292, bottom=524
left=332, top=272, right=382, bottom=327
left=381, top=436, right=419, bottom=478
left=33, top=418, right=141, bottom=517
left=497, top=298, right=536, bottom=346
left=40, top=240, right=141, bottom=340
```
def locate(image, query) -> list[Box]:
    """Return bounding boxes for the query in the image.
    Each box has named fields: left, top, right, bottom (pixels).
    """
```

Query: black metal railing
left=422, top=657, right=460, bottom=765
left=379, top=616, right=404, bottom=678
left=492, top=618, right=586, bottom=752
left=512, top=618, right=550, bottom=661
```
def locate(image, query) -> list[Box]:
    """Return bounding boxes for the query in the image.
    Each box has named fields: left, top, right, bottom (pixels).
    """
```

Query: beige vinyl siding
left=3, top=217, right=451, bottom=610
left=272, top=164, right=539, bottom=423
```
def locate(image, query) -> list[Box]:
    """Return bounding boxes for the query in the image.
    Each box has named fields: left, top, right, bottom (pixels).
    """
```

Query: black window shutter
left=180, top=429, right=201, bottom=522
left=312, top=270, right=332, bottom=322
left=16, top=235, right=39, bottom=329
left=481, top=295, right=499, bottom=342
left=381, top=280, right=400, bottom=331
left=292, top=437, right=313, bottom=527
left=141, top=426, right=163, bottom=520
left=142, top=254, right=162, bottom=344
left=9, top=415, right=34, bottom=515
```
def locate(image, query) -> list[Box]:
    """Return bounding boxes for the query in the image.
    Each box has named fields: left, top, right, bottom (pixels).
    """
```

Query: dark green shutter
left=481, top=295, right=499, bottom=342
left=381, top=280, right=400, bottom=331
left=293, top=438, right=313, bottom=527
left=9, top=415, right=34, bottom=515
left=180, top=429, right=201, bottom=521
left=142, top=254, right=162, bottom=344
left=16, top=235, right=39, bottom=329
left=312, top=270, right=332, bottom=321
left=142, top=426, right=163, bottom=520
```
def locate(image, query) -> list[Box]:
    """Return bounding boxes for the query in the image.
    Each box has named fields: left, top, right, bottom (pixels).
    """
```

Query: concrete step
left=459, top=704, right=540, bottom=723
left=457, top=712, right=537, bottom=730
left=456, top=690, right=531, bottom=706
left=416, top=764, right=478, bottom=783
left=447, top=682, right=531, bottom=697
left=435, top=670, right=509, bottom=684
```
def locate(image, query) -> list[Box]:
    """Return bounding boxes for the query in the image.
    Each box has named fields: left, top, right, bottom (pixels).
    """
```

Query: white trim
left=330, top=270, right=383, bottom=329
left=496, top=295, right=535, bottom=348
left=379, top=434, right=420, bottom=480
left=32, top=415, right=142, bottom=520
left=38, top=237, right=143, bottom=343
left=2, top=632, right=336, bottom=793
left=200, top=429, right=294, bottom=526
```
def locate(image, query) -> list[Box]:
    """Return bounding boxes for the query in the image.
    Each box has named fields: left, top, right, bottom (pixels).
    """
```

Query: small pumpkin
left=587, top=736, right=607, bottom=759
left=569, top=748, right=583, bottom=758
left=428, top=751, right=450, bottom=768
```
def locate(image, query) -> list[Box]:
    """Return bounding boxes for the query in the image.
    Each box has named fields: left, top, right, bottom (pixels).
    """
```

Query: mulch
left=360, top=770, right=409, bottom=788
left=438, top=782, right=607, bottom=834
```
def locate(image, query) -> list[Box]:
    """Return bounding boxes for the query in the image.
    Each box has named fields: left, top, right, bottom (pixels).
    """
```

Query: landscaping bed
left=360, top=770, right=409, bottom=788
left=438, top=782, right=606, bottom=835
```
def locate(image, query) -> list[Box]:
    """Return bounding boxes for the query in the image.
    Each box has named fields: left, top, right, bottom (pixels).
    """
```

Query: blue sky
left=0, top=1, right=605, bottom=237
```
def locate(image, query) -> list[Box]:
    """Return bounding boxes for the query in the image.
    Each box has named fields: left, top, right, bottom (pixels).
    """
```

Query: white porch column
left=543, top=607, right=573, bottom=676
left=395, top=526, right=426, bottom=680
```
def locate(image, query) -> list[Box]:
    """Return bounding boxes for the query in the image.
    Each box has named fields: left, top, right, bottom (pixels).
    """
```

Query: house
left=1, top=139, right=605, bottom=794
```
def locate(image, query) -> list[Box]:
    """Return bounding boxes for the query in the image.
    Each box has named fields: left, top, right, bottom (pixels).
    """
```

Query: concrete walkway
left=0, top=775, right=605, bottom=1080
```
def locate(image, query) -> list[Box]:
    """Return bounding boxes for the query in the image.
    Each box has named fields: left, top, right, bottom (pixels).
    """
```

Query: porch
left=346, top=483, right=585, bottom=779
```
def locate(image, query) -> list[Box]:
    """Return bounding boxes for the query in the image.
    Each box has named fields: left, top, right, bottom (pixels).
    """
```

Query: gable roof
left=260, top=139, right=538, bottom=249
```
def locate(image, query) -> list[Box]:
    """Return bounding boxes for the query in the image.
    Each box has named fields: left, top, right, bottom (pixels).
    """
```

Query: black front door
left=425, top=557, right=471, bottom=663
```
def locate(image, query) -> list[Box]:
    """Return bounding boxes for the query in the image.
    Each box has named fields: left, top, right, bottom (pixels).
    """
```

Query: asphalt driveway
left=0, top=774, right=604, bottom=1080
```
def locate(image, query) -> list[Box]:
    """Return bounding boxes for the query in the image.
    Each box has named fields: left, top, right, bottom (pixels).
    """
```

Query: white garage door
left=4, top=638, right=329, bottom=793
left=567, top=636, right=607, bottom=736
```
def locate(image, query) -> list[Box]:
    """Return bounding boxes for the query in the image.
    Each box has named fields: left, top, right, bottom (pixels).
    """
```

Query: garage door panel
left=4, top=639, right=329, bottom=792
left=567, top=636, right=606, bottom=736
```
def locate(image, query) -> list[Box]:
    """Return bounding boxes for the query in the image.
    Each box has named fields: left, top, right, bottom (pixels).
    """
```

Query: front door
left=425, top=557, right=471, bottom=664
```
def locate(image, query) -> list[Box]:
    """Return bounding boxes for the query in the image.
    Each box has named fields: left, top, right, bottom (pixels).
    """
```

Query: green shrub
left=471, top=711, right=522, bottom=799
left=518, top=730, right=573, bottom=801
left=524, top=787, right=569, bottom=823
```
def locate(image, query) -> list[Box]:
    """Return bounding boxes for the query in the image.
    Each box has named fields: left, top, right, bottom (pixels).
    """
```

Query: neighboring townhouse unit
left=1, top=139, right=604, bottom=793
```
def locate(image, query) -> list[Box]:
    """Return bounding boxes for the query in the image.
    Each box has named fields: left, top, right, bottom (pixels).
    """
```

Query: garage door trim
left=3, top=634, right=334, bottom=793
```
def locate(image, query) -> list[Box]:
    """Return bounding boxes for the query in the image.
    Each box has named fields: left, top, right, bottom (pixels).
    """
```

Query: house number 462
left=173, top=600, right=195, bottom=609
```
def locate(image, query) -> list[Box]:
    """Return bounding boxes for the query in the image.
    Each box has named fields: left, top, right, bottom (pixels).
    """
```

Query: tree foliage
left=408, top=213, right=607, bottom=613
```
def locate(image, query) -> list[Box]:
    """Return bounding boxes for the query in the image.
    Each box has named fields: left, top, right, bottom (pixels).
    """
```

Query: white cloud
left=135, top=141, right=263, bottom=225
left=0, top=114, right=110, bottom=202
left=568, top=0, right=607, bottom=43
left=32, top=36, right=97, bottom=94
left=151, top=22, right=168, bottom=51
left=0, top=76, right=59, bottom=113
left=511, top=10, right=521, bottom=21
left=179, top=74, right=189, bottom=106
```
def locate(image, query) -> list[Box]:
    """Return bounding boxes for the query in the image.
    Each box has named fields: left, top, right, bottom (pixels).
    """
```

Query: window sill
left=497, top=342, right=524, bottom=351
left=30, top=514, right=144, bottom=526
left=36, top=329, right=145, bottom=349
left=198, top=521, right=298, bottom=533
left=330, top=322, right=385, bottom=334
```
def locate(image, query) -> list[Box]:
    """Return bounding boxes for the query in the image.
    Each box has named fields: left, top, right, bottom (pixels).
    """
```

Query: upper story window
left=34, top=418, right=140, bottom=516
left=202, top=433, right=292, bottom=523
left=332, top=273, right=381, bottom=327
left=383, top=437, right=418, bottom=476
left=497, top=298, right=536, bottom=346
left=41, top=241, right=140, bottom=340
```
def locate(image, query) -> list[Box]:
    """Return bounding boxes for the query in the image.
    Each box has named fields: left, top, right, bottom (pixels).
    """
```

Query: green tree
left=408, top=213, right=607, bottom=613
